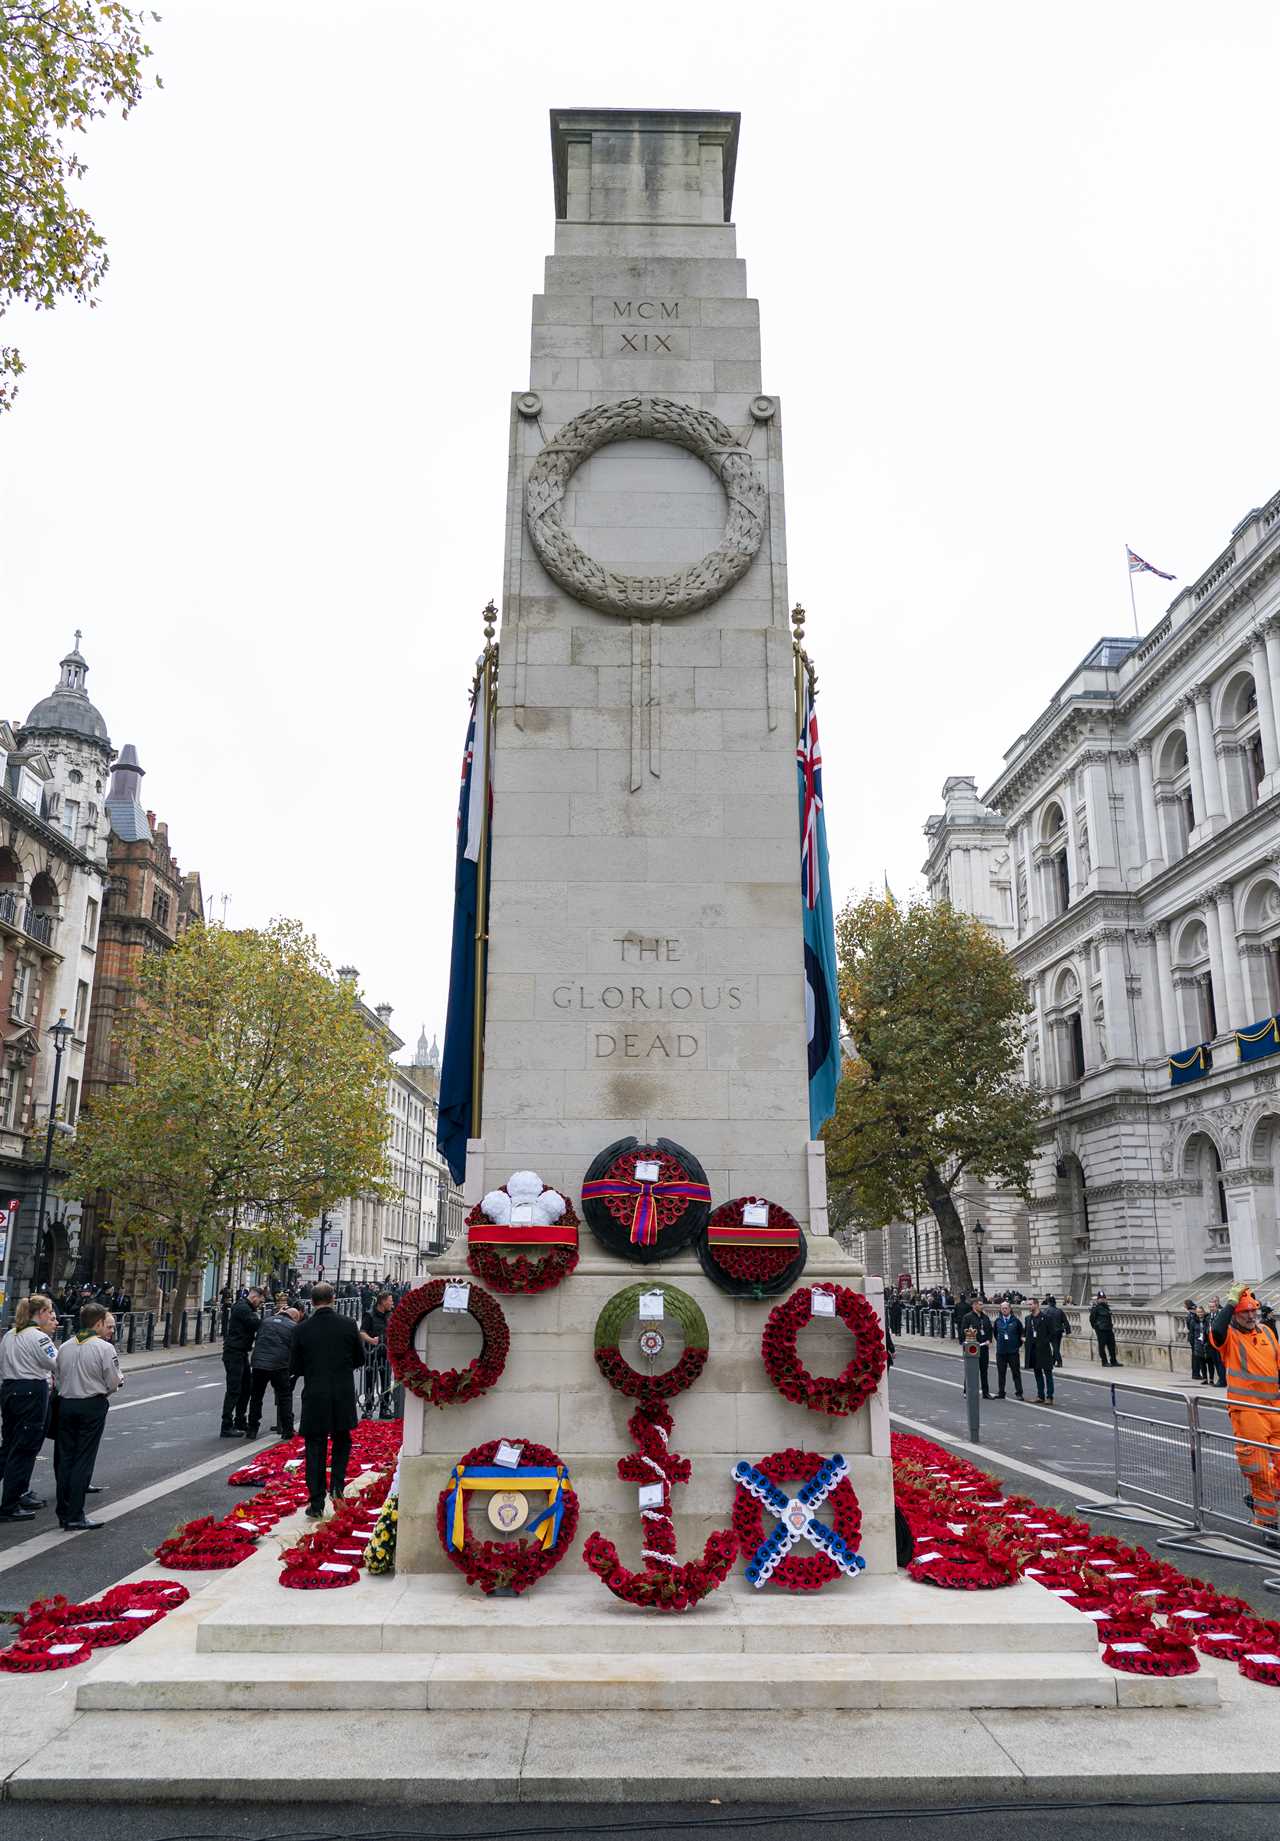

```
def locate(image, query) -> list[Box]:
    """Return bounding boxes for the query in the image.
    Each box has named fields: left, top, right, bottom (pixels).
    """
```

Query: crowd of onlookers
left=1182, top=1293, right=1277, bottom=1382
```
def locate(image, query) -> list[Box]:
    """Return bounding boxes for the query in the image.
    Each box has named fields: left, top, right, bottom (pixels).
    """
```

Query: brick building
left=79, top=743, right=204, bottom=1295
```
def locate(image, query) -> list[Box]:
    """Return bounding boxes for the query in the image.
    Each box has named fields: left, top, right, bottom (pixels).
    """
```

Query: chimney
left=337, top=965, right=359, bottom=984
left=375, top=1002, right=394, bottom=1025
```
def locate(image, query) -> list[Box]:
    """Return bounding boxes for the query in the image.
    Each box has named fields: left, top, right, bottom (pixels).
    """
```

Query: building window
left=1054, top=850, right=1070, bottom=915
left=10, top=959, right=31, bottom=1022
left=1068, top=1013, right=1085, bottom=1081
left=151, top=889, right=170, bottom=929
left=1197, top=973, right=1218, bottom=1041
left=83, top=898, right=99, bottom=947
left=62, top=1075, right=79, bottom=1126
left=73, top=979, right=89, bottom=1035
left=62, top=800, right=79, bottom=843
left=1182, top=787, right=1195, bottom=842
left=1250, top=733, right=1266, bottom=797
left=1, top=1073, right=19, bottom=1131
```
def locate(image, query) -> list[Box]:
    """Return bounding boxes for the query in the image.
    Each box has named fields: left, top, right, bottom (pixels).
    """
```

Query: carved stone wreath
left=524, top=395, right=767, bottom=618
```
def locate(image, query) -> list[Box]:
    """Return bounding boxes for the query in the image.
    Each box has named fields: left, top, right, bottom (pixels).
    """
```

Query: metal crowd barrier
left=1081, top=1377, right=1280, bottom=1591
left=357, top=1345, right=401, bottom=1422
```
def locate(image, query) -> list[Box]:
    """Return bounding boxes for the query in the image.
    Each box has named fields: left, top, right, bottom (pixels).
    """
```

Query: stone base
left=78, top=1563, right=1213, bottom=1715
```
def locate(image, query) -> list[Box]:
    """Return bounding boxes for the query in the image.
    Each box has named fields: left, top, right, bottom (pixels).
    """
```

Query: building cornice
left=0, top=790, right=97, bottom=875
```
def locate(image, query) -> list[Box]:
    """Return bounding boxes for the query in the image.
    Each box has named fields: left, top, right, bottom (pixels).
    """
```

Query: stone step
left=195, top=1571, right=1103, bottom=1657
left=76, top=1646, right=1216, bottom=1712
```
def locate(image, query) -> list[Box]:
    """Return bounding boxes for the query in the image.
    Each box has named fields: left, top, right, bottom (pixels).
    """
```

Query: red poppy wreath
left=386, top=1278, right=509, bottom=1408
left=697, top=1196, right=808, bottom=1299
left=760, top=1284, right=887, bottom=1416
left=732, top=1447, right=864, bottom=1592
left=436, top=1437, right=578, bottom=1596
left=466, top=1169, right=580, bottom=1296
left=580, top=1136, right=711, bottom=1264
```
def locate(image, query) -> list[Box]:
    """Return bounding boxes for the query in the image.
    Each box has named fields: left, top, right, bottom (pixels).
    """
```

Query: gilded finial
left=482, top=599, right=498, bottom=644
left=790, top=602, right=806, bottom=638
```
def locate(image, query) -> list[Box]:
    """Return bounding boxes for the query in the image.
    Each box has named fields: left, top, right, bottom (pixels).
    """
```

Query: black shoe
left=86, top=1485, right=104, bottom=1494
left=1015, top=1392, right=1025, bottom=1400
left=219, top=1427, right=242, bottom=1438
left=304, top=1504, right=325, bottom=1520
left=60, top=1518, right=103, bottom=1531
left=245, top=1428, right=260, bottom=1441
left=280, top=1428, right=295, bottom=1441
left=19, top=1494, right=45, bottom=1510
left=0, top=1506, right=35, bottom=1522
left=996, top=1392, right=1006, bottom=1399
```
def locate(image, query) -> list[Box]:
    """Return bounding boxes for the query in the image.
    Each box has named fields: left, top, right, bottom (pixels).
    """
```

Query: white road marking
left=893, top=1364, right=1161, bottom=1436
left=0, top=1437, right=275, bottom=1575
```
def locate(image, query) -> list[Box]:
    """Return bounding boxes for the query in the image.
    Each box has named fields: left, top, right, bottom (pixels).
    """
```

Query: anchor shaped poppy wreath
left=383, top=1146, right=887, bottom=1610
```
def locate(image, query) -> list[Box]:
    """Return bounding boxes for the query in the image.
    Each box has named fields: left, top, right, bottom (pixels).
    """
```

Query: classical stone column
left=1135, top=739, right=1164, bottom=873
left=1250, top=625, right=1280, bottom=781
left=1096, top=928, right=1135, bottom=1060
left=1203, top=898, right=1231, bottom=1037
left=1080, top=750, right=1119, bottom=886
left=1182, top=689, right=1208, bottom=825
left=1210, top=881, right=1246, bottom=1031
left=1077, top=950, right=1099, bottom=1067
left=1263, top=618, right=1280, bottom=765
left=1153, top=921, right=1178, bottom=1054
left=1063, top=775, right=1081, bottom=899
left=1193, top=684, right=1226, bottom=825
left=1132, top=928, right=1161, bottom=1058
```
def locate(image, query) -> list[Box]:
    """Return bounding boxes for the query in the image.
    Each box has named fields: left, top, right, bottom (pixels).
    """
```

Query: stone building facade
left=324, top=1002, right=462, bottom=1286
left=921, top=489, right=1280, bottom=1304
left=79, top=743, right=204, bottom=1295
left=0, top=642, right=114, bottom=1291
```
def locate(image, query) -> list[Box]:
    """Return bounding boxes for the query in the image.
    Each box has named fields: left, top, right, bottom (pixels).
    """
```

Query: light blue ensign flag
left=797, top=673, right=841, bottom=1137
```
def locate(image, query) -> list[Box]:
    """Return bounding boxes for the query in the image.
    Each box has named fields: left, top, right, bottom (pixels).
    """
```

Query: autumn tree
left=823, top=892, right=1044, bottom=1295
left=0, top=2, right=161, bottom=409
left=65, top=920, right=391, bottom=1310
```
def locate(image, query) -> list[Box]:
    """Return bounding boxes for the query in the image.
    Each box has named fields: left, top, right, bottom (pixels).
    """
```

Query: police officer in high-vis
left=1209, top=1284, right=1280, bottom=1541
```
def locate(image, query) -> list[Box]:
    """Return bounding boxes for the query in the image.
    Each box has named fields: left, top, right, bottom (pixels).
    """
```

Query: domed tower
left=20, top=634, right=114, bottom=866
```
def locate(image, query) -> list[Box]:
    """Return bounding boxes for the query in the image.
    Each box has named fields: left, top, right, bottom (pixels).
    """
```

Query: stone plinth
left=395, top=1245, right=896, bottom=1578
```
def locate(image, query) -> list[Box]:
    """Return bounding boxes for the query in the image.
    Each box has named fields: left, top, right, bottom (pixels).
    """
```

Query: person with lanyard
left=54, top=1303, right=124, bottom=1531
left=0, top=1294, right=59, bottom=1521
left=959, top=1296, right=994, bottom=1398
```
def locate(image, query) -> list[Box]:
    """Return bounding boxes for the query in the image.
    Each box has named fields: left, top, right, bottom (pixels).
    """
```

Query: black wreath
left=696, top=1197, right=808, bottom=1300
left=580, top=1136, right=711, bottom=1265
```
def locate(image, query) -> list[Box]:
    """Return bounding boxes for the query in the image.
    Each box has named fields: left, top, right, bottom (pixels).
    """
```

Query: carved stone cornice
left=1133, top=928, right=1155, bottom=945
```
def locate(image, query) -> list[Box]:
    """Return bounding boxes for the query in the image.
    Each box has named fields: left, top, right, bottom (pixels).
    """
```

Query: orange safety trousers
left=1226, top=1406, right=1280, bottom=1528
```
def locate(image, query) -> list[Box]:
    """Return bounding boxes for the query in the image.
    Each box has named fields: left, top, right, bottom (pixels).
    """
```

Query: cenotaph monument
left=394, top=106, right=898, bottom=1578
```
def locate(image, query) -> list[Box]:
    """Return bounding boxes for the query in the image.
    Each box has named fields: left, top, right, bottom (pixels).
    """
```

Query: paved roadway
left=0, top=1349, right=270, bottom=1619
left=890, top=1339, right=1280, bottom=1615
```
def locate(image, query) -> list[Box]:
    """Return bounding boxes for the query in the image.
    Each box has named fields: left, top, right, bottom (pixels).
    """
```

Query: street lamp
left=973, top=1219, right=986, bottom=1300
left=35, top=1011, right=74, bottom=1292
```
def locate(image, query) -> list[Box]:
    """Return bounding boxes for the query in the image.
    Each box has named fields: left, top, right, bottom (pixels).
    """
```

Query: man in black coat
left=290, top=1282, right=365, bottom=1517
left=959, top=1297, right=994, bottom=1398
left=220, top=1288, right=262, bottom=1436
left=1024, top=1299, right=1057, bottom=1403
left=1089, top=1291, right=1120, bottom=1368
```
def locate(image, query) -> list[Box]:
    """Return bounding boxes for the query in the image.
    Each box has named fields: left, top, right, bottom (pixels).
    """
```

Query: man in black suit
left=290, top=1282, right=364, bottom=1517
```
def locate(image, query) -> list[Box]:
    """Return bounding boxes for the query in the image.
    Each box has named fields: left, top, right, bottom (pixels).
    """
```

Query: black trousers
left=975, top=1346, right=991, bottom=1395
left=1050, top=1331, right=1064, bottom=1368
left=221, top=1351, right=252, bottom=1429
left=305, top=1429, right=352, bottom=1508
left=55, top=1395, right=109, bottom=1525
left=247, top=1368, right=295, bottom=1437
left=996, top=1350, right=1023, bottom=1396
left=1095, top=1326, right=1119, bottom=1367
left=0, top=1381, right=50, bottom=1512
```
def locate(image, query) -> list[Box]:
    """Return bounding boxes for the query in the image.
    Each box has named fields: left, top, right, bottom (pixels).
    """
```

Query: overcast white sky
left=5, top=0, right=1279, bottom=1047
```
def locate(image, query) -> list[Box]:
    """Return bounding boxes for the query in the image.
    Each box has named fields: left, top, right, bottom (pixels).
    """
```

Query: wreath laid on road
left=436, top=1437, right=577, bottom=1596
left=466, top=1169, right=580, bottom=1296
left=697, top=1195, right=807, bottom=1299
left=593, top=1282, right=709, bottom=1401
left=1100, top=1627, right=1201, bottom=1676
left=760, top=1284, right=887, bottom=1417
left=581, top=1136, right=711, bottom=1264
left=386, top=1279, right=509, bottom=1408
left=731, top=1447, right=864, bottom=1593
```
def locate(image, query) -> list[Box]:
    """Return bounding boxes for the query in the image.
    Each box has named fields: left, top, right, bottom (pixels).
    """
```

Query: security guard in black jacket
left=290, top=1283, right=365, bottom=1516
left=959, top=1299, right=994, bottom=1398
left=220, top=1289, right=262, bottom=1435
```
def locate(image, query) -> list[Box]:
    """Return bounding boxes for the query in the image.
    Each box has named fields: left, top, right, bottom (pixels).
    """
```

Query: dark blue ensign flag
left=438, top=683, right=489, bottom=1185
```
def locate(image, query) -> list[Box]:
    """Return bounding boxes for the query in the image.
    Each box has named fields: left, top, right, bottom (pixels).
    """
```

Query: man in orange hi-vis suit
left=1209, top=1284, right=1280, bottom=1538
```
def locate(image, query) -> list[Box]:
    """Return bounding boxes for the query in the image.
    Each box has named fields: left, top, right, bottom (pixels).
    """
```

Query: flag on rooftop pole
left=797, top=668, right=841, bottom=1138
left=1126, top=545, right=1175, bottom=581
left=438, top=664, right=492, bottom=1186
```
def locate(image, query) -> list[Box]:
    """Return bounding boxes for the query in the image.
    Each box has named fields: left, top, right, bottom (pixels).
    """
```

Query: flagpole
left=1125, top=548, right=1140, bottom=638
left=792, top=602, right=809, bottom=739
left=470, top=601, right=498, bottom=1139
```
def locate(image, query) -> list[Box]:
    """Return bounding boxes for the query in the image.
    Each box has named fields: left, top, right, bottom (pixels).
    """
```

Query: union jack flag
left=1126, top=546, right=1175, bottom=582
left=797, top=674, right=823, bottom=910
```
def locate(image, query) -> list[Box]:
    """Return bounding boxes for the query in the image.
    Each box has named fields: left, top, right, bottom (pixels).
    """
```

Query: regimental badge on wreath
left=580, top=1136, right=712, bottom=1265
